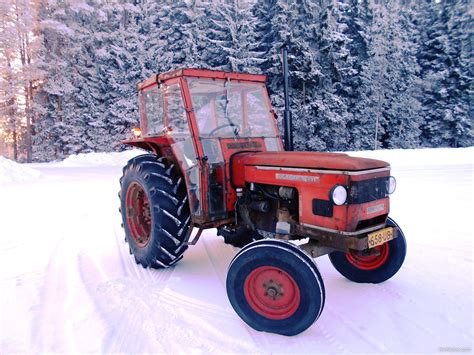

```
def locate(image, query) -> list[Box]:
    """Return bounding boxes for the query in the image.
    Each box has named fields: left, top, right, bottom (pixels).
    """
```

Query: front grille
left=349, top=177, right=389, bottom=204
left=312, top=199, right=333, bottom=217
left=356, top=214, right=388, bottom=230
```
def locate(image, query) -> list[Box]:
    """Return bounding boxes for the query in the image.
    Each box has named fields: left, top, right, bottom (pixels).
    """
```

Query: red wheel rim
left=125, top=182, right=151, bottom=247
left=346, top=243, right=390, bottom=270
left=244, top=266, right=301, bottom=320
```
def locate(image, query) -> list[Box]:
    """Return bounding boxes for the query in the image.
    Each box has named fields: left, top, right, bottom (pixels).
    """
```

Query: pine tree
left=0, top=1, right=22, bottom=160
left=198, top=2, right=233, bottom=70
left=233, top=3, right=266, bottom=73
left=251, top=0, right=294, bottom=144
left=340, top=0, right=371, bottom=149
left=35, top=0, right=149, bottom=159
left=0, top=0, right=42, bottom=161
left=35, top=1, right=91, bottom=159
left=307, top=0, right=358, bottom=151
left=86, top=1, right=145, bottom=152
left=381, top=2, right=423, bottom=149
left=418, top=0, right=473, bottom=148
left=151, top=0, right=197, bottom=72
left=283, top=0, right=324, bottom=151
left=351, top=0, right=423, bottom=150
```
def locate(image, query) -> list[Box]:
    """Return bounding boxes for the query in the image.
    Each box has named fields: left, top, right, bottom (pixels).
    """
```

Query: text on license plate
left=367, top=227, right=394, bottom=248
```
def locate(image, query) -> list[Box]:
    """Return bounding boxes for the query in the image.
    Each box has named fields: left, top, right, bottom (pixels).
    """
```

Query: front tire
left=120, top=154, right=191, bottom=268
left=328, top=217, right=407, bottom=283
left=226, top=239, right=325, bottom=336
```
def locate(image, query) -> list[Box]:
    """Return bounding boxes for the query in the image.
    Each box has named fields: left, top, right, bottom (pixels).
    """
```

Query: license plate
left=367, top=227, right=394, bottom=248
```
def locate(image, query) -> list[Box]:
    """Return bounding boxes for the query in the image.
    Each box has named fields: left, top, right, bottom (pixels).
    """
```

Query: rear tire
left=226, top=239, right=325, bottom=336
left=328, top=217, right=407, bottom=283
left=120, top=154, right=191, bottom=268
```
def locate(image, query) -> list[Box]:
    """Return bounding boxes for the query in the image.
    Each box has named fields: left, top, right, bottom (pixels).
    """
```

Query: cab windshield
left=187, top=78, right=277, bottom=138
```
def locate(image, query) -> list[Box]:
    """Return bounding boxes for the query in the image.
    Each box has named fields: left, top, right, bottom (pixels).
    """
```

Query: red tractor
left=120, top=68, right=406, bottom=336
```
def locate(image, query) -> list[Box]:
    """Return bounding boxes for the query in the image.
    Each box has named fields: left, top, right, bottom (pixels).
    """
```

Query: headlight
left=387, top=176, right=396, bottom=194
left=330, top=185, right=347, bottom=205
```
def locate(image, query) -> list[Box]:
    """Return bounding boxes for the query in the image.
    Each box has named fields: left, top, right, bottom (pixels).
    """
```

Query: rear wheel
left=328, top=217, right=407, bottom=283
left=120, top=154, right=191, bottom=268
left=226, top=239, right=325, bottom=336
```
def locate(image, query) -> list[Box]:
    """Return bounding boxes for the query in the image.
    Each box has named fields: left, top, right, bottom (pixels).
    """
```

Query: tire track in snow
left=374, top=283, right=472, bottom=340
left=101, top=224, right=253, bottom=352
left=201, top=236, right=234, bottom=287
left=112, top=221, right=130, bottom=277
left=154, top=287, right=259, bottom=352
left=30, top=238, right=76, bottom=352
left=77, top=253, right=156, bottom=353
left=375, top=271, right=473, bottom=339
left=155, top=288, right=236, bottom=319
left=78, top=252, right=256, bottom=353
left=201, top=236, right=275, bottom=350
left=374, top=283, right=438, bottom=336
left=324, top=303, right=389, bottom=352
left=113, top=221, right=175, bottom=288
left=0, top=239, right=22, bottom=252
left=317, top=326, right=349, bottom=353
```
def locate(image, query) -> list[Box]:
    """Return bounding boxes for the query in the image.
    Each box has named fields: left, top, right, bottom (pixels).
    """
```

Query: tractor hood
left=235, top=151, right=389, bottom=171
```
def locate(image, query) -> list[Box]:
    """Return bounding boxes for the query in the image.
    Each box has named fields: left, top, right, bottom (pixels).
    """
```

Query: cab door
left=163, top=80, right=203, bottom=219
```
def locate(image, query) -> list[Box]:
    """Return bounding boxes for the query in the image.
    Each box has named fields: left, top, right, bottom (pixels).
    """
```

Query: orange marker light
left=163, top=127, right=172, bottom=136
left=132, top=128, right=142, bottom=138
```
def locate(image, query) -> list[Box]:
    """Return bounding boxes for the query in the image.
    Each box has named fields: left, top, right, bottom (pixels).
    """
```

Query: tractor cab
left=126, top=69, right=282, bottom=225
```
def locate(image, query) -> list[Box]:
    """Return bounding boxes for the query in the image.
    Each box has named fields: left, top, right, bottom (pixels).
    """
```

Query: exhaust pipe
left=281, top=45, right=293, bottom=151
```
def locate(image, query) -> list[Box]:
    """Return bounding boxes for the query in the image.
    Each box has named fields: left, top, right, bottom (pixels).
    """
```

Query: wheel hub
left=125, top=182, right=151, bottom=247
left=244, top=266, right=300, bottom=320
left=346, top=243, right=390, bottom=270
left=263, top=279, right=284, bottom=300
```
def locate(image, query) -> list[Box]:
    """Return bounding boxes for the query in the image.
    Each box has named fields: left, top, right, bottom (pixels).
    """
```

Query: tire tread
left=120, top=154, right=191, bottom=269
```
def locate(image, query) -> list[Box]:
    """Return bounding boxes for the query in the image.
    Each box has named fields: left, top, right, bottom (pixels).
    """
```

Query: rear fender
left=122, top=138, right=175, bottom=161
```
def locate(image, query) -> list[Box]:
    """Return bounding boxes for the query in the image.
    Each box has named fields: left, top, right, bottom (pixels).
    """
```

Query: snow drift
left=56, top=149, right=144, bottom=167
left=0, top=156, right=41, bottom=184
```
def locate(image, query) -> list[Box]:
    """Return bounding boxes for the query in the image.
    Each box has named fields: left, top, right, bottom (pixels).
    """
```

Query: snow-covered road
left=1, top=148, right=473, bottom=354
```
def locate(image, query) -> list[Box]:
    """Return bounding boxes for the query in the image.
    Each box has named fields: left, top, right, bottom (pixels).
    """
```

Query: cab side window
left=166, top=83, right=189, bottom=138
left=143, top=86, right=164, bottom=136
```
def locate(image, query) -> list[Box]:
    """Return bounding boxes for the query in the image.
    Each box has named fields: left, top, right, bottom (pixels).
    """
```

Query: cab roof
left=138, top=68, right=267, bottom=90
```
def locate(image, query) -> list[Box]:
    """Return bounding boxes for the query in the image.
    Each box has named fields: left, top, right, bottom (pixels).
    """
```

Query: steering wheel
left=206, top=123, right=239, bottom=137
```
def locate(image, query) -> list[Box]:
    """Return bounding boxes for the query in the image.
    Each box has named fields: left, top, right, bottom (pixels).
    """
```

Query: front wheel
left=226, top=239, right=325, bottom=336
left=328, top=217, right=407, bottom=283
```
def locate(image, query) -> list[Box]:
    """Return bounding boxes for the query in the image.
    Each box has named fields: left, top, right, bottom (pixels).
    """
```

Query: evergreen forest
left=0, top=0, right=472, bottom=162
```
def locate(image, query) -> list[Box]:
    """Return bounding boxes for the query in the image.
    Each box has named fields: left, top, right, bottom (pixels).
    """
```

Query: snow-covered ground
left=0, top=156, right=41, bottom=184
left=0, top=147, right=472, bottom=354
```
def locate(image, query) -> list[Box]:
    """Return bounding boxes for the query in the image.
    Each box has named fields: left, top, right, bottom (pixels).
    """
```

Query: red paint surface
left=244, top=266, right=301, bottom=320
left=235, top=151, right=389, bottom=171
